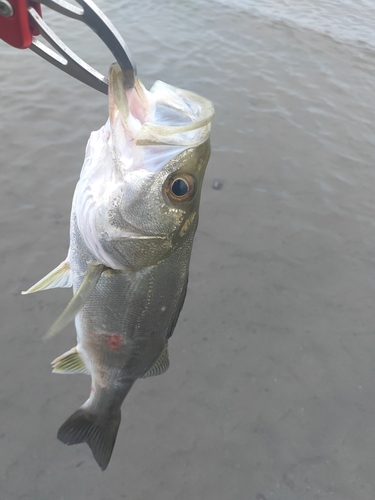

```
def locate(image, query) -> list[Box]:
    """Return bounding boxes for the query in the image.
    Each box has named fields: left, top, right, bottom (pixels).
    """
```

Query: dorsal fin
left=22, top=261, right=72, bottom=294
left=44, top=263, right=105, bottom=340
left=141, top=344, right=170, bottom=378
left=52, top=346, right=89, bottom=374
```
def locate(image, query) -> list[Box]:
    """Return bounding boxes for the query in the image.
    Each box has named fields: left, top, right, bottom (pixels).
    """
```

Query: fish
left=22, top=63, right=214, bottom=470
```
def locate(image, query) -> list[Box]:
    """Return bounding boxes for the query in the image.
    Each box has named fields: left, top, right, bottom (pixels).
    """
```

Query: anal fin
left=52, top=346, right=89, bottom=374
left=141, top=344, right=170, bottom=378
left=22, top=260, right=72, bottom=294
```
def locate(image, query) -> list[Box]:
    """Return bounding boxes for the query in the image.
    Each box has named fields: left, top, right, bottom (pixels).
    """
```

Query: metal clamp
left=0, top=0, right=136, bottom=93
left=0, top=0, right=42, bottom=48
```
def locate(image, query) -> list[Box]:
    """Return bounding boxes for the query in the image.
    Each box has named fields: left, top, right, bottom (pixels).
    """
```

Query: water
left=218, top=0, right=375, bottom=49
left=2, top=0, right=375, bottom=498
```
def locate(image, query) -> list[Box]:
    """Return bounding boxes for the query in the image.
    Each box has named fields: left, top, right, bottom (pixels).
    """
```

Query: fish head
left=74, top=64, right=214, bottom=271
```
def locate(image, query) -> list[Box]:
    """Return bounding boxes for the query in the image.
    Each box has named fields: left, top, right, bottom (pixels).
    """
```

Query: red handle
left=0, top=0, right=42, bottom=49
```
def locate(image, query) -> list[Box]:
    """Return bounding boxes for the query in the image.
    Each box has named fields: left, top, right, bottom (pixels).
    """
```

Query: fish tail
left=57, top=407, right=121, bottom=471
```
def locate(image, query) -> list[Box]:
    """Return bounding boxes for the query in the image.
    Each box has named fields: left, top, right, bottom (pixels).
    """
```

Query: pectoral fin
left=44, top=263, right=105, bottom=340
left=52, top=346, right=89, bottom=374
left=22, top=261, right=72, bottom=294
left=141, top=344, right=170, bottom=378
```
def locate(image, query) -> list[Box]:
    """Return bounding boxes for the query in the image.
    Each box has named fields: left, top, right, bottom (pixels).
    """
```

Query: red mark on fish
left=105, top=333, right=122, bottom=350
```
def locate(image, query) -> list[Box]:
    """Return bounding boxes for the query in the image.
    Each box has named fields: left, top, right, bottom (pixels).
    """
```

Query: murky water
left=2, top=0, right=375, bottom=498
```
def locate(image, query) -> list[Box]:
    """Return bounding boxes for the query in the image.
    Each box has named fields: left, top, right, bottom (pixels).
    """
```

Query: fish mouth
left=108, top=63, right=215, bottom=153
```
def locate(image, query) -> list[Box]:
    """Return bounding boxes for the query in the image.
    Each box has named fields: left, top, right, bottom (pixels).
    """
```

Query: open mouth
left=108, top=63, right=215, bottom=152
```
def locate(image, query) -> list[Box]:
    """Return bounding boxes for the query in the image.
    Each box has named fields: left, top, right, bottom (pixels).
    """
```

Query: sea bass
left=23, top=63, right=214, bottom=470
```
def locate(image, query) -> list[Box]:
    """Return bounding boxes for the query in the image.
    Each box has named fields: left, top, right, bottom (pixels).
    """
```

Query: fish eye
left=172, top=178, right=188, bottom=197
left=164, top=174, right=196, bottom=204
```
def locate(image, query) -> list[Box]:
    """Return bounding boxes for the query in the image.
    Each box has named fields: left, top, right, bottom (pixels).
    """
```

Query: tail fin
left=57, top=408, right=121, bottom=470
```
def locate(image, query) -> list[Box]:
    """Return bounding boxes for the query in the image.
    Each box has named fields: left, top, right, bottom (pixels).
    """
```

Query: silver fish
left=23, top=63, right=214, bottom=470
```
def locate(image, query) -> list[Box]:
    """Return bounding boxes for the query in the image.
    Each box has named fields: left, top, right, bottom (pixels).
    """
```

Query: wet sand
left=2, top=1, right=375, bottom=499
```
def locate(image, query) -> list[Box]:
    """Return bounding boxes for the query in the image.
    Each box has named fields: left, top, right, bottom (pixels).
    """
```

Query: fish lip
left=123, top=233, right=168, bottom=240
left=104, top=228, right=169, bottom=241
